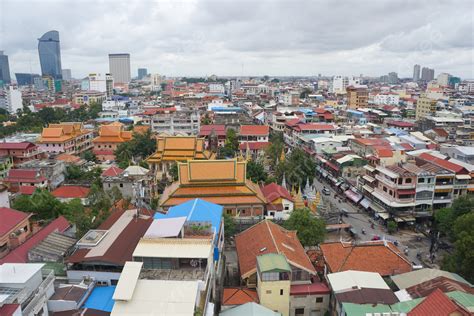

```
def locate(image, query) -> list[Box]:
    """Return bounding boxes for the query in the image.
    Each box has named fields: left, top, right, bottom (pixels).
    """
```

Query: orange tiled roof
left=240, top=125, right=269, bottom=136
left=222, top=288, right=259, bottom=306
left=93, top=123, right=132, bottom=143
left=408, top=288, right=470, bottom=316
left=320, top=241, right=412, bottom=276
left=235, top=220, right=316, bottom=279
left=159, top=160, right=266, bottom=207
left=39, top=123, right=90, bottom=143
left=147, top=136, right=212, bottom=163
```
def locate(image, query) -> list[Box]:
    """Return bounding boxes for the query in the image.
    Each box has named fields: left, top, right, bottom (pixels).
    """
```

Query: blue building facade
left=38, top=30, right=62, bottom=79
left=0, top=51, right=11, bottom=85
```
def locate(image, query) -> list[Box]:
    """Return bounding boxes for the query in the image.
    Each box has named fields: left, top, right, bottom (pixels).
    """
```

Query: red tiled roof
left=400, top=143, right=415, bottom=151
left=387, top=120, right=415, bottom=128
left=319, top=241, right=412, bottom=276
left=239, top=142, right=270, bottom=150
left=222, top=288, right=259, bottom=306
left=52, top=186, right=90, bottom=199
left=0, top=216, right=70, bottom=264
left=4, top=169, right=43, bottom=182
left=374, top=146, right=394, bottom=158
left=19, top=186, right=36, bottom=195
left=0, top=142, right=36, bottom=150
left=405, top=276, right=474, bottom=299
left=285, top=118, right=303, bottom=127
left=353, top=138, right=390, bottom=146
left=235, top=220, right=316, bottom=279
left=431, top=128, right=449, bottom=138
left=290, top=282, right=330, bottom=296
left=102, top=166, right=124, bottom=177
left=240, top=125, right=270, bottom=136
left=408, top=289, right=470, bottom=316
left=261, top=183, right=293, bottom=203
left=419, top=153, right=467, bottom=174
left=199, top=125, right=226, bottom=136
left=0, top=207, right=31, bottom=236
left=294, top=123, right=335, bottom=132
left=143, top=107, right=176, bottom=115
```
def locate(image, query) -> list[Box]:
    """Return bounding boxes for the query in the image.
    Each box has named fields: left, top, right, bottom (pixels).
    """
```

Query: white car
left=322, top=187, right=331, bottom=195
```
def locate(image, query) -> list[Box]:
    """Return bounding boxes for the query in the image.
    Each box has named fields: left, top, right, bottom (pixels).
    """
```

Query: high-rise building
left=109, top=53, right=131, bottom=84
left=416, top=95, right=437, bottom=120
left=0, top=51, right=11, bottom=84
left=388, top=72, right=399, bottom=84
left=88, top=73, right=114, bottom=97
left=15, top=73, right=40, bottom=86
left=346, top=85, right=368, bottom=109
left=38, top=30, right=62, bottom=80
left=61, top=69, right=72, bottom=80
left=413, top=64, right=420, bottom=82
left=421, top=67, right=435, bottom=81
left=437, top=73, right=451, bottom=86
left=137, top=68, right=147, bottom=80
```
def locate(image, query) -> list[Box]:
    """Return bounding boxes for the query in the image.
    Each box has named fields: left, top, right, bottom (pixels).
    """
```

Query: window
left=295, top=308, right=305, bottom=316
left=406, top=178, right=412, bottom=183
left=418, top=178, right=425, bottom=183
left=280, top=289, right=284, bottom=295
left=119, top=183, right=123, bottom=188
left=383, top=186, right=387, bottom=192
left=316, top=297, right=323, bottom=303
left=23, top=225, right=28, bottom=232
left=266, top=290, right=272, bottom=294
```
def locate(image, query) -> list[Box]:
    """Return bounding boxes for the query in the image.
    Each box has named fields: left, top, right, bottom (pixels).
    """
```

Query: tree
left=223, top=213, right=236, bottom=241
left=82, top=150, right=98, bottom=163
left=169, top=162, right=179, bottom=181
left=442, top=212, right=474, bottom=283
left=435, top=196, right=474, bottom=238
left=202, top=113, right=211, bottom=125
left=276, top=148, right=316, bottom=190
left=266, top=131, right=284, bottom=169
left=246, top=160, right=267, bottom=183
left=13, top=189, right=65, bottom=220
left=284, top=208, right=326, bottom=247
left=65, top=165, right=86, bottom=180
left=224, top=128, right=239, bottom=152
left=107, top=186, right=123, bottom=204
left=387, top=220, right=397, bottom=234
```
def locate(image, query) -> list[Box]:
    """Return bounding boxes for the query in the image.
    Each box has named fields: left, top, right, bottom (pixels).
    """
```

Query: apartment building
left=415, top=96, right=437, bottom=120
left=346, top=85, right=368, bottom=109
left=0, top=142, right=44, bottom=164
left=92, top=122, right=132, bottom=161
left=141, top=107, right=200, bottom=135
left=73, top=90, right=107, bottom=106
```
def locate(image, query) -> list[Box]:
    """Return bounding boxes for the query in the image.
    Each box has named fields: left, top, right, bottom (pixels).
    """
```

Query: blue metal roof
left=83, top=286, right=116, bottom=312
left=154, top=198, right=223, bottom=236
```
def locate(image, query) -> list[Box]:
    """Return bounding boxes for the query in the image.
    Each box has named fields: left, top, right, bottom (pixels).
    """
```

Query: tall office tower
left=421, top=67, right=435, bottom=81
left=137, top=68, right=147, bottom=80
left=109, top=53, right=131, bottom=84
left=15, top=73, right=40, bottom=86
left=62, top=69, right=72, bottom=80
left=0, top=51, right=11, bottom=84
left=413, top=64, right=420, bottom=82
left=38, top=31, right=63, bottom=80
left=388, top=72, right=399, bottom=84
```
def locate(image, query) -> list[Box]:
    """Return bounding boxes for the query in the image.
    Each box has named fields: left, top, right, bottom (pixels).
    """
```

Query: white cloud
left=1, top=0, right=473, bottom=78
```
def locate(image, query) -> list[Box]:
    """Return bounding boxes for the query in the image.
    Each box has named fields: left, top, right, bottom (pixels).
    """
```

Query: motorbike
left=361, top=229, right=366, bottom=235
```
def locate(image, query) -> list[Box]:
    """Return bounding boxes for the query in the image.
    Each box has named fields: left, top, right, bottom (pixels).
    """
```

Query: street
left=311, top=176, right=432, bottom=266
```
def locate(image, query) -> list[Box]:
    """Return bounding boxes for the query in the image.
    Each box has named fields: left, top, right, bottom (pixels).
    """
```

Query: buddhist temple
left=159, top=159, right=266, bottom=217
left=147, top=136, right=214, bottom=180
left=92, top=122, right=132, bottom=161
left=37, top=122, right=93, bottom=155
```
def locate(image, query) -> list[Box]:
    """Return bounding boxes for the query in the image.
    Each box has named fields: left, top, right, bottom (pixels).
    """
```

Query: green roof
left=390, top=297, right=424, bottom=313
left=446, top=291, right=474, bottom=312
left=342, top=303, right=392, bottom=316
left=257, top=253, right=291, bottom=273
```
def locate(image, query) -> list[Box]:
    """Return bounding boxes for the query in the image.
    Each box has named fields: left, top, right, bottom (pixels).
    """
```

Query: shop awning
left=362, top=184, right=374, bottom=193
left=364, top=165, right=375, bottom=172
left=362, top=175, right=376, bottom=183
left=400, top=215, right=416, bottom=222
left=345, top=189, right=363, bottom=203
left=455, top=174, right=471, bottom=180
left=360, top=198, right=371, bottom=209
left=394, top=217, right=404, bottom=222
left=370, top=202, right=386, bottom=213
left=377, top=212, right=390, bottom=220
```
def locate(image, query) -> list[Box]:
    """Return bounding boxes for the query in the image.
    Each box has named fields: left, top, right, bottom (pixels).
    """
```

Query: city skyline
left=1, top=0, right=473, bottom=78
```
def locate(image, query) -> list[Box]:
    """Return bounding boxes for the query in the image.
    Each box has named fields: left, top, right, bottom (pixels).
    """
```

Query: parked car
left=322, top=187, right=331, bottom=195
left=371, top=235, right=381, bottom=241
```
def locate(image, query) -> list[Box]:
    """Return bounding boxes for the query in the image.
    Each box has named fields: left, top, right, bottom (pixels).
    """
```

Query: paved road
left=311, top=176, right=430, bottom=266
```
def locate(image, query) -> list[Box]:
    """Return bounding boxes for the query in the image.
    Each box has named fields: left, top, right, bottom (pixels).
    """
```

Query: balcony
left=375, top=175, right=415, bottom=189
left=433, top=195, right=452, bottom=204
left=21, top=269, right=55, bottom=316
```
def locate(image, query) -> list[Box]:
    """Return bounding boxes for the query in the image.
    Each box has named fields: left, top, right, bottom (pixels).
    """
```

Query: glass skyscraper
left=38, top=30, right=62, bottom=79
left=0, top=51, right=11, bottom=84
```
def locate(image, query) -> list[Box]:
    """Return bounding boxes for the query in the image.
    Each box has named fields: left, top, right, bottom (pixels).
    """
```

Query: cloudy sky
left=1, top=0, right=473, bottom=79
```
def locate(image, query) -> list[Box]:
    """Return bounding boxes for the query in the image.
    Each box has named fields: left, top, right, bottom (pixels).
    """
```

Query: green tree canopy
left=246, top=160, right=267, bottom=183
left=275, top=148, right=315, bottom=191
left=284, top=208, right=326, bottom=247
left=443, top=211, right=474, bottom=283
left=223, top=213, right=236, bottom=241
